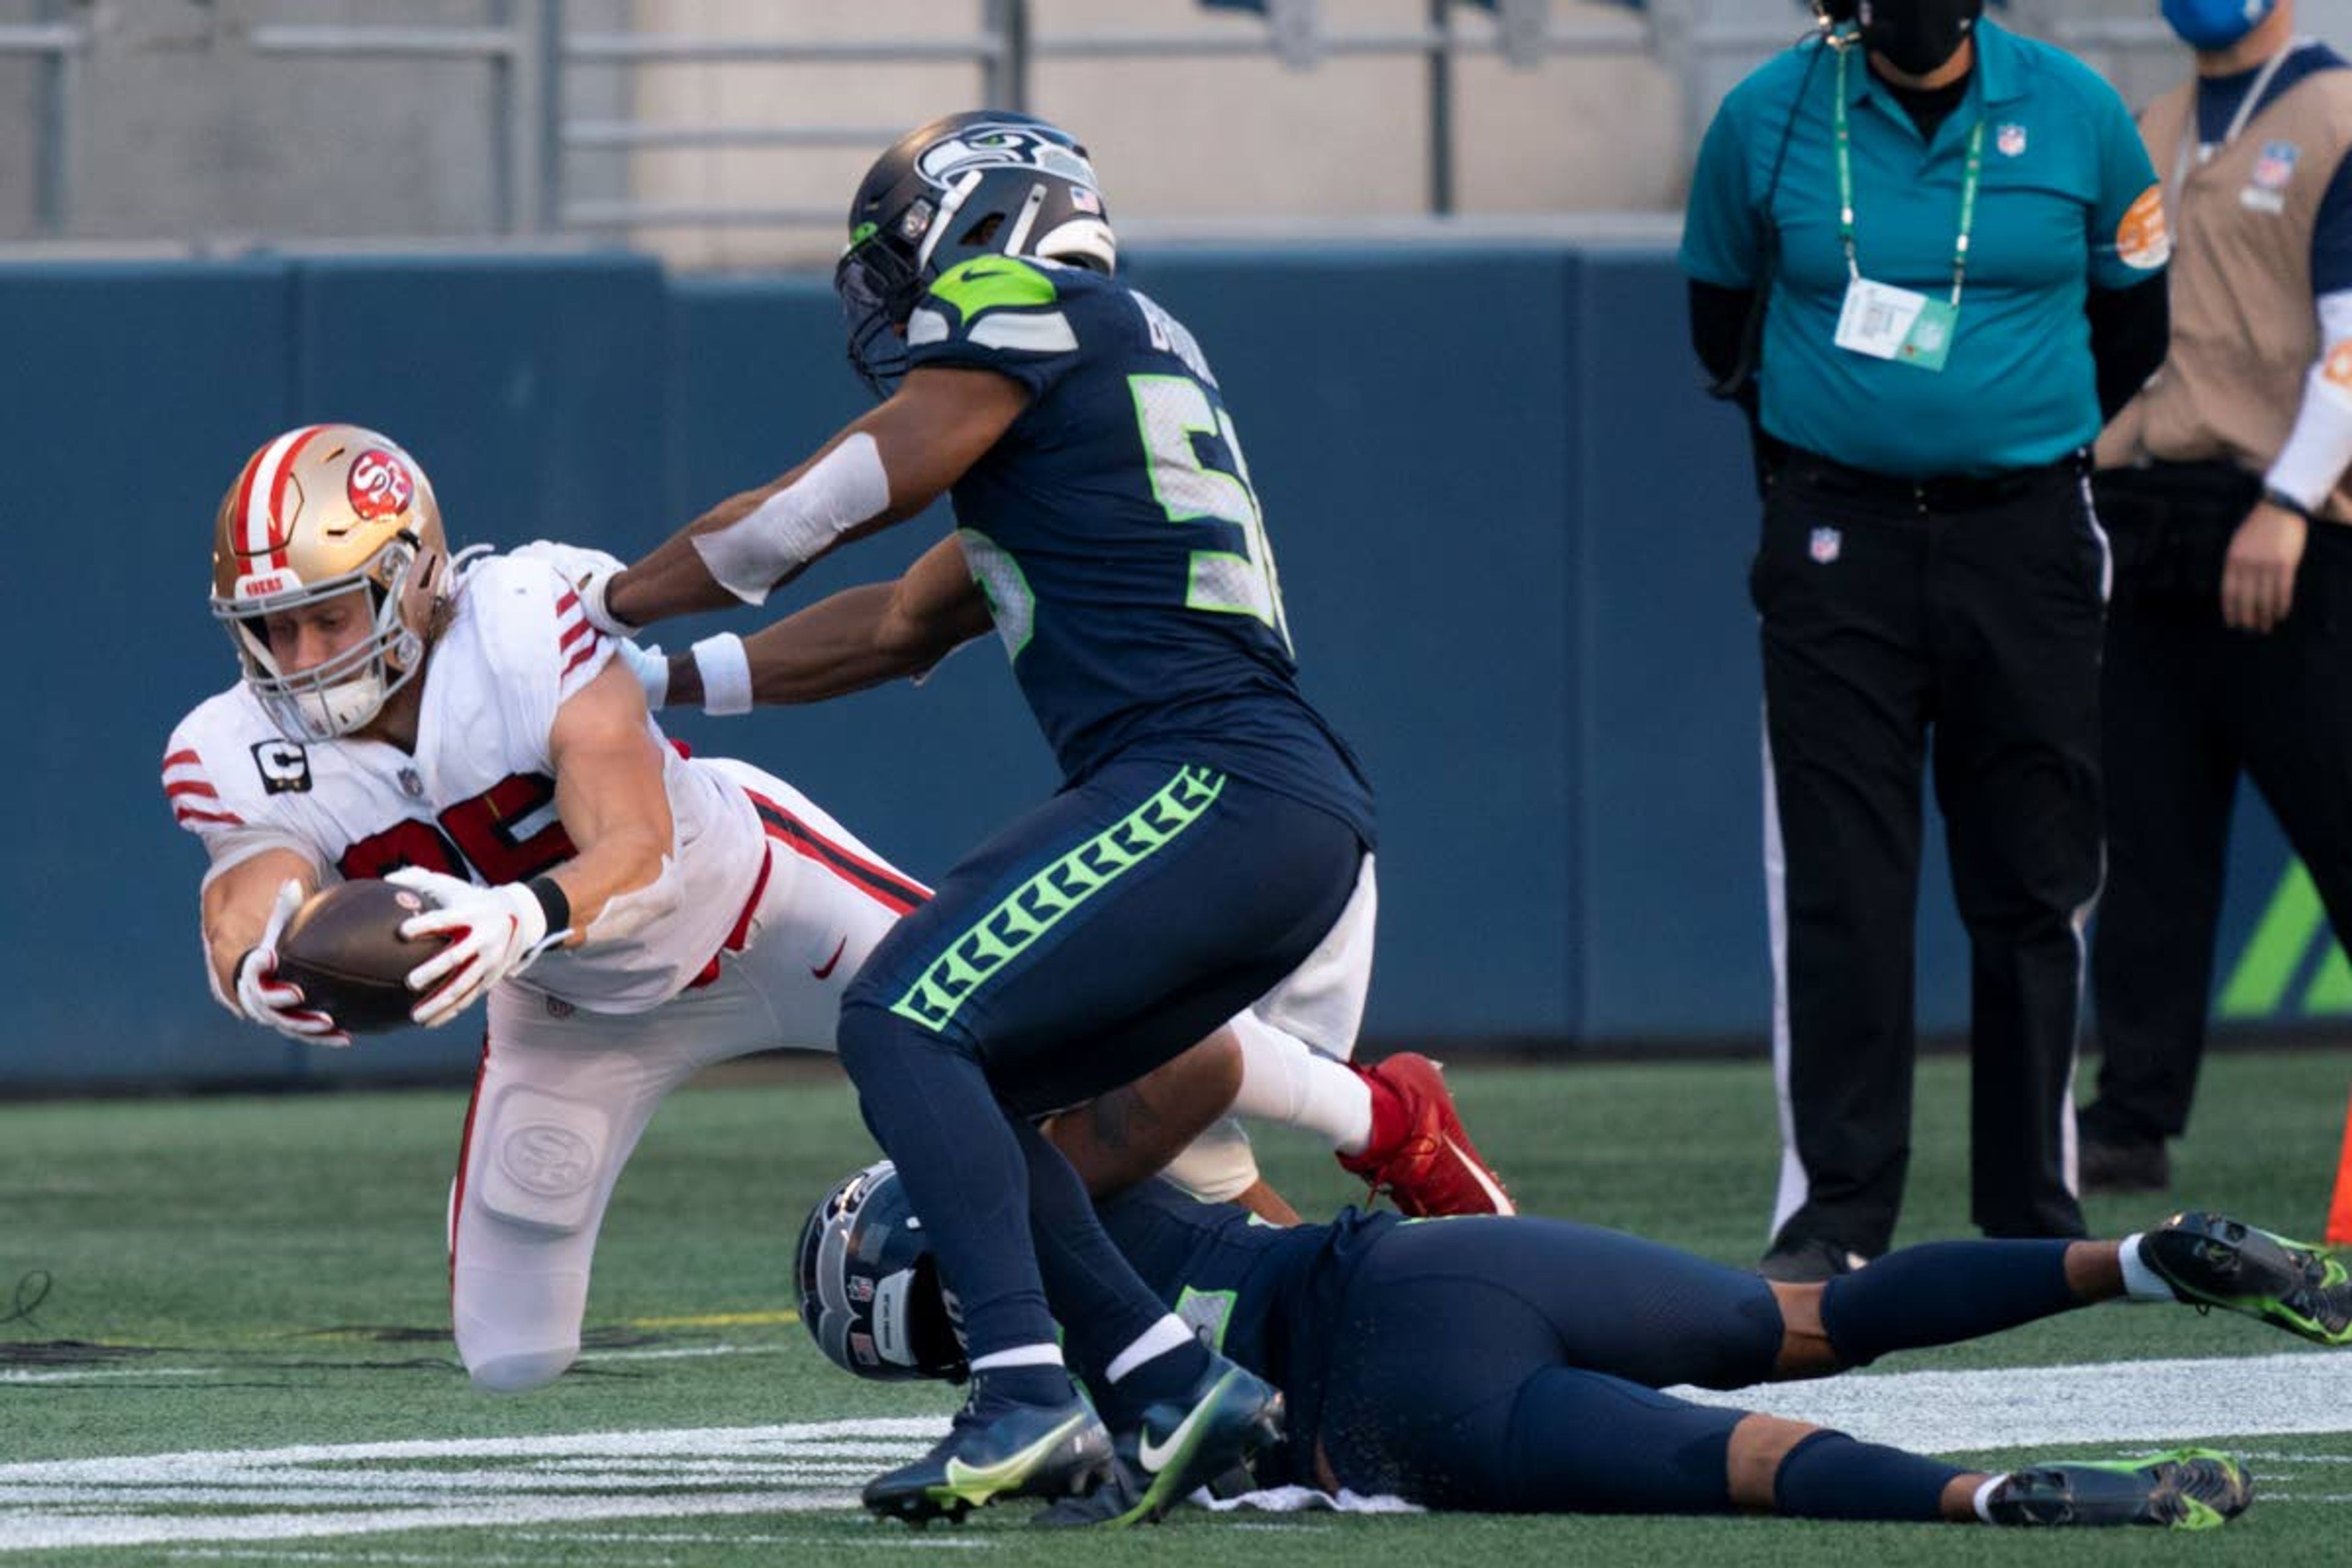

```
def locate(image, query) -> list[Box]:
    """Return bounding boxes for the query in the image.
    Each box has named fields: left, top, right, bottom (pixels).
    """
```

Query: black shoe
left=2080, top=1134, right=2169, bottom=1194
left=1033, top=1355, right=1284, bottom=1528
left=1758, top=1235, right=1871, bottom=1283
left=2139, top=1211, right=2352, bottom=1347
left=1981, top=1448, right=2252, bottom=1529
left=862, top=1379, right=1115, bottom=1525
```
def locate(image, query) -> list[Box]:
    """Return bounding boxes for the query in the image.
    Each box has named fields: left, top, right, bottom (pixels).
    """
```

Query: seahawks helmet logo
left=914, top=124, right=1097, bottom=190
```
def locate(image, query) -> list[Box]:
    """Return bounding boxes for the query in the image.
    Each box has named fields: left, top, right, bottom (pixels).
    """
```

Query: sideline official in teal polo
left=1681, top=0, right=2173, bottom=1284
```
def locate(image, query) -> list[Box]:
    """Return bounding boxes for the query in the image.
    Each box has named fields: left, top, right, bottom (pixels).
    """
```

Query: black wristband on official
left=526, top=875, right=573, bottom=937
left=2263, top=485, right=2315, bottom=519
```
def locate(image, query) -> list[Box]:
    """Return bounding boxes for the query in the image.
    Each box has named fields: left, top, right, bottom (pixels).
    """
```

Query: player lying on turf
left=804, top=1164, right=2352, bottom=1528
left=164, top=427, right=1506, bottom=1395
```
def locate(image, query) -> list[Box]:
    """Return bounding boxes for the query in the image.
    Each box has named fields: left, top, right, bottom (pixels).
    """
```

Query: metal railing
left=4, top=10, right=88, bottom=236
left=244, top=3, right=540, bottom=235
left=552, top=0, right=1654, bottom=230
left=5, top=1, right=2208, bottom=246
left=7, top=0, right=1660, bottom=241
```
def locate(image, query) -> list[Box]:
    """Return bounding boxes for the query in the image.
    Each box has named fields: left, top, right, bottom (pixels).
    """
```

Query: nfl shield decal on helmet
left=1810, top=526, right=1843, bottom=565
left=1997, top=123, right=2026, bottom=158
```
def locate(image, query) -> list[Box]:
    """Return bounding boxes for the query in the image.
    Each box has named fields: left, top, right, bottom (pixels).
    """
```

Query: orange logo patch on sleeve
left=2325, top=340, right=2352, bottom=391
left=2117, top=185, right=2173, bottom=271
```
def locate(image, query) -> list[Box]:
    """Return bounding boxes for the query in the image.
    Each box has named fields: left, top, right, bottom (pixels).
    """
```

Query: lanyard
left=2167, top=38, right=2299, bottom=202
left=1833, top=43, right=1985, bottom=307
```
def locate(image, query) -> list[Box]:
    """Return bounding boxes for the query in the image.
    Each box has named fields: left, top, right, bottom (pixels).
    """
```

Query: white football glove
left=233, top=879, right=352, bottom=1047
left=386, top=867, right=568, bottom=1029
left=512, top=538, right=638, bottom=636
left=616, top=638, right=669, bottom=707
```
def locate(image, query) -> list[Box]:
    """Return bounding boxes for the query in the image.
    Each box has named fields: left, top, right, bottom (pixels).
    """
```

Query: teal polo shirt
left=1680, top=21, right=2165, bottom=479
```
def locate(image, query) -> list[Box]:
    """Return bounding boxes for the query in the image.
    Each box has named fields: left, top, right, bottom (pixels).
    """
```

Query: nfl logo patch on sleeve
left=1809, top=527, right=1843, bottom=565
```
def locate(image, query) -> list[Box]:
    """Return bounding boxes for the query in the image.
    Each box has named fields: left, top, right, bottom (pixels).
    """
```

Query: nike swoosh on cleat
left=812, top=937, right=848, bottom=980
left=1136, top=1381, right=1226, bottom=1476
left=939, top=1411, right=1093, bottom=1500
left=1444, top=1136, right=1515, bottom=1214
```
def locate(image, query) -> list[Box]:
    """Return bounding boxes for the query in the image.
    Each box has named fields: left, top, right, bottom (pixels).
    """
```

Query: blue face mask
left=2162, top=0, right=2277, bottom=52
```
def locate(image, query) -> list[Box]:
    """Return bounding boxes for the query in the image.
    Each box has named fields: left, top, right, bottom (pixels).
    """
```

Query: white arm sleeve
left=690, top=432, right=892, bottom=606
left=2264, top=288, right=2352, bottom=511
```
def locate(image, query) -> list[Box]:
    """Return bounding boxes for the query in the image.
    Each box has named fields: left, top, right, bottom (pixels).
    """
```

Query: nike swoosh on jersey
left=812, top=936, right=849, bottom=980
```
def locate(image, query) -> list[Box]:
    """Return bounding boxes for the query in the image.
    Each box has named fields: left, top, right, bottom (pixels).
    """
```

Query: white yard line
left=520, top=1531, right=994, bottom=1550
left=579, top=1345, right=786, bottom=1363
left=2, top=1491, right=860, bottom=1550
left=1668, top=1349, right=2352, bottom=1453
left=6, top=1358, right=2351, bottom=1552
left=0, top=1367, right=216, bottom=1385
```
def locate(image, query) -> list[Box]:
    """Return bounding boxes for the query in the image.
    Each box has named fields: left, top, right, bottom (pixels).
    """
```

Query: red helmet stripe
left=228, top=451, right=268, bottom=564
left=240, top=424, right=328, bottom=571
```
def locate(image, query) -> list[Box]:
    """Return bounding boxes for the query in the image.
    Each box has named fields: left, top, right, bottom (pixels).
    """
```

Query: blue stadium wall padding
left=0, top=246, right=2321, bottom=1088
left=2, top=260, right=306, bottom=1087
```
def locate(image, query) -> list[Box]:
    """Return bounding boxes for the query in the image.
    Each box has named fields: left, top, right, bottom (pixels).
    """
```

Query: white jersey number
left=1129, top=374, right=1294, bottom=655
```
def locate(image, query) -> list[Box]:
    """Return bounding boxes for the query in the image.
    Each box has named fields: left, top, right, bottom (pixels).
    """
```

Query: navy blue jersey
left=1094, top=1179, right=1403, bottom=1486
left=905, top=255, right=1374, bottom=845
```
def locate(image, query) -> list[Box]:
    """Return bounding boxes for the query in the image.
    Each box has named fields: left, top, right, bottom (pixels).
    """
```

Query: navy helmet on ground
left=794, top=1161, right=967, bottom=1382
left=834, top=110, right=1118, bottom=395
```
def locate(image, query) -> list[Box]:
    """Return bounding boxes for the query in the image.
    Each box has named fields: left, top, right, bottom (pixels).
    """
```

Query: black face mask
left=1855, top=0, right=1983, bottom=77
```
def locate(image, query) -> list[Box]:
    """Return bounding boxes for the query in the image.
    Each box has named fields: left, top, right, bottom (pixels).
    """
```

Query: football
left=273, top=878, right=448, bottom=1035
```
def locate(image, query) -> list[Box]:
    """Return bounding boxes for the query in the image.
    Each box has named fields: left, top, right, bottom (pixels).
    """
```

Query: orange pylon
left=2329, top=1085, right=2352, bottom=1246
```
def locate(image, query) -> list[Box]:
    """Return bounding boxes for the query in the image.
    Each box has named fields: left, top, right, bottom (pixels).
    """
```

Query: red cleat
left=1336, top=1052, right=1515, bottom=1218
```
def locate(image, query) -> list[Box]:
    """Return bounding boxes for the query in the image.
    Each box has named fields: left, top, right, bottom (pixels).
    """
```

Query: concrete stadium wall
left=1, top=246, right=2333, bottom=1090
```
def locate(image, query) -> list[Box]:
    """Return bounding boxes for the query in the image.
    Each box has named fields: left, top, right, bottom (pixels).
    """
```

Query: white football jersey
left=164, top=555, right=766, bottom=1014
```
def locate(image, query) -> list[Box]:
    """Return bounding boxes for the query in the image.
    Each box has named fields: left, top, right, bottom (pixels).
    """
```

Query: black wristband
left=526, top=875, right=572, bottom=936
left=2263, top=484, right=2315, bottom=519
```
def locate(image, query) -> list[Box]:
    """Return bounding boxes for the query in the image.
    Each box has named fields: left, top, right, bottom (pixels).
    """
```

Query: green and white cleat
left=862, top=1384, right=1115, bottom=1526
left=1034, top=1357, right=1285, bottom=1528
left=1983, top=1448, right=2253, bottom=1530
left=2141, top=1211, right=2352, bottom=1347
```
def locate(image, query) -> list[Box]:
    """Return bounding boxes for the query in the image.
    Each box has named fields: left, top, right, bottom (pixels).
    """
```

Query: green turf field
left=6, top=1046, right=2350, bottom=1564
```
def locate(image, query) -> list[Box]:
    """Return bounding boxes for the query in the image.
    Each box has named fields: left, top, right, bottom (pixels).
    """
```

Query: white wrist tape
left=579, top=565, right=639, bottom=636
left=617, top=639, right=668, bottom=709
left=691, top=632, right=754, bottom=717
left=690, top=431, right=891, bottom=606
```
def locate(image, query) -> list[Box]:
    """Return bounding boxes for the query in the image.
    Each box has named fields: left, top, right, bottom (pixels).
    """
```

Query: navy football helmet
left=835, top=110, right=1117, bottom=396
left=794, top=1161, right=967, bottom=1383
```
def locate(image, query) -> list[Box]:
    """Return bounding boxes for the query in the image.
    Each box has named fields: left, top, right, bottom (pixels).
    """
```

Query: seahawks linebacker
left=536, top=112, right=1377, bottom=1526
left=799, top=1163, right=2352, bottom=1529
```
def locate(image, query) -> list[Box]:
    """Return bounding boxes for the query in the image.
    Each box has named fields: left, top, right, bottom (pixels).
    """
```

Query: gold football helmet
left=210, top=424, right=453, bottom=742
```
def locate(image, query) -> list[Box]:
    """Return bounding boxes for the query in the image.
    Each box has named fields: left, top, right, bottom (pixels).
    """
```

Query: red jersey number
left=336, top=773, right=575, bottom=885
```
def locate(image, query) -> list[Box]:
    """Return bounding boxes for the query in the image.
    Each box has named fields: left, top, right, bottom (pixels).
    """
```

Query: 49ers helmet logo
left=347, top=448, right=415, bottom=521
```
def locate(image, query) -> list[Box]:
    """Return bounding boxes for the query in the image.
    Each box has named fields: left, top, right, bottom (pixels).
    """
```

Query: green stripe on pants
left=889, top=766, right=1227, bottom=1033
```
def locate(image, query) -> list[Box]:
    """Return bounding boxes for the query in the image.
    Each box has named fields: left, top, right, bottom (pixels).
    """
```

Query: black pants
left=1754, top=454, right=2105, bottom=1255
left=2088, top=463, right=2352, bottom=1146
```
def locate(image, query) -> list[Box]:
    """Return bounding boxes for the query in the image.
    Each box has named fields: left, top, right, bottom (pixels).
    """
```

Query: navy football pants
left=1317, top=1218, right=1784, bottom=1512
left=838, top=761, right=1365, bottom=1371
